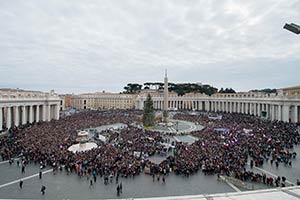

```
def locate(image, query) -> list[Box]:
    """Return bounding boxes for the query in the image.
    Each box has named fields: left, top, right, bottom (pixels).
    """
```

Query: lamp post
left=283, top=23, right=300, bottom=34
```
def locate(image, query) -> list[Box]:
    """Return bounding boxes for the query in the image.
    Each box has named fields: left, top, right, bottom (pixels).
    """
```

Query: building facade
left=135, top=88, right=300, bottom=123
left=71, top=92, right=136, bottom=110
left=0, top=89, right=61, bottom=131
left=70, top=86, right=300, bottom=123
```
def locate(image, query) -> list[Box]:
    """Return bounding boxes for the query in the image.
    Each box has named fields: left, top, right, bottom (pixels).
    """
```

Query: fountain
left=67, top=131, right=98, bottom=153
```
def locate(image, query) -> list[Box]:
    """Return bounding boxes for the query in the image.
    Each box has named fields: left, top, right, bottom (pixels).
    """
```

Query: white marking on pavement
left=0, top=158, right=19, bottom=165
left=173, top=136, right=180, bottom=142
left=219, top=175, right=241, bottom=192
left=187, top=135, right=198, bottom=141
left=170, top=127, right=176, bottom=132
left=0, top=169, right=53, bottom=189
left=0, top=160, right=10, bottom=164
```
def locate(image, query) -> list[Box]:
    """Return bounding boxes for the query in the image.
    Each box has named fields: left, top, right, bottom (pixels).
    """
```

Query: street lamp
left=283, top=23, right=300, bottom=34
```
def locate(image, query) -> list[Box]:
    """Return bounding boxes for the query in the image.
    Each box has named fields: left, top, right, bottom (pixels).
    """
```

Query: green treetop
left=143, top=94, right=155, bottom=127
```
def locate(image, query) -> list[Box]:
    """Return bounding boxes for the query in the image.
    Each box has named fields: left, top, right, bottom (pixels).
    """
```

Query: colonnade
left=0, top=103, right=60, bottom=131
left=149, top=99, right=300, bottom=123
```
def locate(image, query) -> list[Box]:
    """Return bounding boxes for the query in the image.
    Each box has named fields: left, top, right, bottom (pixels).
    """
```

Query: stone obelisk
left=163, top=69, right=168, bottom=123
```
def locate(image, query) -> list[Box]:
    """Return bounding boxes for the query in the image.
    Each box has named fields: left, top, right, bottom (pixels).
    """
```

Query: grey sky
left=0, top=0, right=299, bottom=94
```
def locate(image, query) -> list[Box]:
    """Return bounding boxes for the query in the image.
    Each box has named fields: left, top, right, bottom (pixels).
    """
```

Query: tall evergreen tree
left=143, top=94, right=155, bottom=127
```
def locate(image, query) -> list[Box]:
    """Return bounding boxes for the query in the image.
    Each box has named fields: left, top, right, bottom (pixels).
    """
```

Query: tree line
left=123, top=82, right=237, bottom=96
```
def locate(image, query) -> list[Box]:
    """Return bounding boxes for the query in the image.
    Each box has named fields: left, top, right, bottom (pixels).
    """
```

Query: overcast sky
left=0, top=0, right=299, bottom=94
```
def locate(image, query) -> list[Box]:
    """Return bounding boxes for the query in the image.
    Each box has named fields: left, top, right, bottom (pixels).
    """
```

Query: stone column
left=36, top=105, right=40, bottom=122
left=21, top=106, right=26, bottom=125
left=0, top=107, right=3, bottom=130
left=6, top=107, right=11, bottom=129
left=277, top=105, right=282, bottom=121
left=241, top=102, right=244, bottom=114
left=237, top=102, right=240, bottom=113
left=271, top=105, right=275, bottom=121
left=55, top=104, right=60, bottom=120
left=267, top=104, right=271, bottom=119
left=294, top=105, right=298, bottom=123
left=47, top=104, right=51, bottom=121
left=14, top=106, right=19, bottom=127
left=282, top=105, right=290, bottom=122
left=257, top=104, right=261, bottom=116
left=227, top=102, right=229, bottom=113
left=245, top=103, right=249, bottom=114
left=29, top=105, right=34, bottom=123
left=214, top=102, right=217, bottom=112
left=249, top=103, right=253, bottom=115
left=42, top=105, right=46, bottom=121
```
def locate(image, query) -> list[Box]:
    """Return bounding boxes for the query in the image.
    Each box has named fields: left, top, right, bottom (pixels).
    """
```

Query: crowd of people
left=172, top=112, right=299, bottom=186
left=1, top=109, right=299, bottom=192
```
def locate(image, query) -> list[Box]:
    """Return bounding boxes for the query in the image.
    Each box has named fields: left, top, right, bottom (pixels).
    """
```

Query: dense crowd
left=172, top=112, right=299, bottom=186
left=0, top=109, right=299, bottom=189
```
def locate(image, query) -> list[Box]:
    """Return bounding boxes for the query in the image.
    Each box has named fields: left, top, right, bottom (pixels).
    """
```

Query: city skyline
left=0, top=0, right=299, bottom=94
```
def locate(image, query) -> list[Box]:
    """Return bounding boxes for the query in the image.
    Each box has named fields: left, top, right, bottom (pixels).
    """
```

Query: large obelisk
left=163, top=69, right=168, bottom=123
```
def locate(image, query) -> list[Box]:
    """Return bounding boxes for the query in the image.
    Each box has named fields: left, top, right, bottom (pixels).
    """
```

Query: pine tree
left=143, top=94, right=155, bottom=127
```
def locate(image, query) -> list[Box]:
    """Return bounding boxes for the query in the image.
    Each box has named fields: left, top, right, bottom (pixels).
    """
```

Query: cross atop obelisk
left=163, top=69, right=169, bottom=122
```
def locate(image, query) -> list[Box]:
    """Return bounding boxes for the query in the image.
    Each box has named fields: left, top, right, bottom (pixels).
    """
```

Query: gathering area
left=1, top=109, right=300, bottom=199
